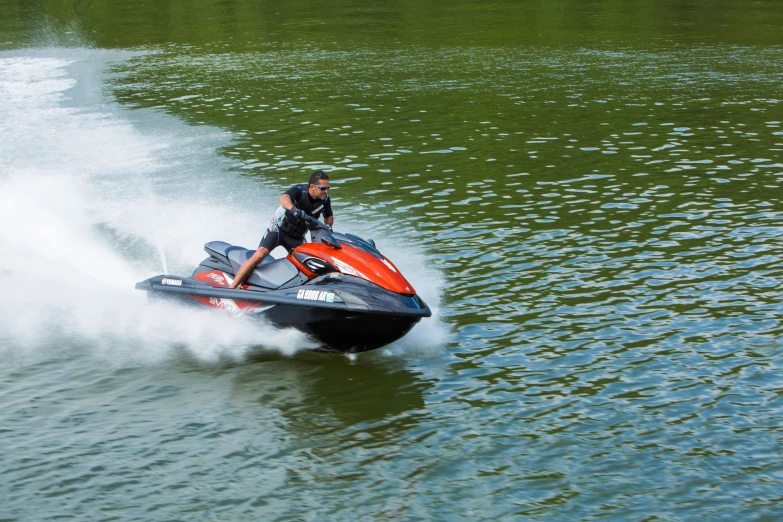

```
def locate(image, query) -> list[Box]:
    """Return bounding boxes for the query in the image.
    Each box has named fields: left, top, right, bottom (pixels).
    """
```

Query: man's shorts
left=259, top=227, right=304, bottom=253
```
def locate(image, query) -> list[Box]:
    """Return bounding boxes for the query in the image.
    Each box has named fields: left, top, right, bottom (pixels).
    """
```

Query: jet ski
left=135, top=218, right=431, bottom=353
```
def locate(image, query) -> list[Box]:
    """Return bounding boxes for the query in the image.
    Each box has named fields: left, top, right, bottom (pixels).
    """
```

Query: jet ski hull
left=135, top=273, right=430, bottom=353
left=266, top=306, right=423, bottom=353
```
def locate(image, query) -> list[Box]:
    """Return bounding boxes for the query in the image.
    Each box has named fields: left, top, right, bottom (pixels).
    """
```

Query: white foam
left=0, top=49, right=448, bottom=365
left=0, top=51, right=312, bottom=364
left=376, top=240, right=452, bottom=356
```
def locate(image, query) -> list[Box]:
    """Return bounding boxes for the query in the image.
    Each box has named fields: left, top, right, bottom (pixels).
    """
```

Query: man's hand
left=287, top=207, right=306, bottom=221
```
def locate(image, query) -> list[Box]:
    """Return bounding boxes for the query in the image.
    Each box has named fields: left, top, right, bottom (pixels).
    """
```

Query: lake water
left=1, top=1, right=782, bottom=520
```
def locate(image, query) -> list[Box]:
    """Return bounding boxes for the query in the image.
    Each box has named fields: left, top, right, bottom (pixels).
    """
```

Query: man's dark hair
left=309, top=170, right=329, bottom=186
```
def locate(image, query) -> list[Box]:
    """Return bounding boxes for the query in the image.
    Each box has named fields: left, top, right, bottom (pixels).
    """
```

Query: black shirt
left=285, top=184, right=333, bottom=220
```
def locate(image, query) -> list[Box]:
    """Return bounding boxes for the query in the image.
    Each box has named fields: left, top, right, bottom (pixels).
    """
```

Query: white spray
left=0, top=49, right=448, bottom=366
left=0, top=50, right=317, bottom=365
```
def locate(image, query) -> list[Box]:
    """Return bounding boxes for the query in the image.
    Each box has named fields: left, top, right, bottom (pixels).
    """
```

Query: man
left=230, top=170, right=334, bottom=289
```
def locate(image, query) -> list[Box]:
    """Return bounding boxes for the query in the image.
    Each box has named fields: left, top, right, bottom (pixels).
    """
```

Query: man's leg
left=230, top=228, right=280, bottom=289
left=229, top=246, right=270, bottom=289
left=230, top=228, right=303, bottom=289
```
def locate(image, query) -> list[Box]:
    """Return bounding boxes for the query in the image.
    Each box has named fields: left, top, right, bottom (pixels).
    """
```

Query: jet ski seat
left=204, top=241, right=298, bottom=289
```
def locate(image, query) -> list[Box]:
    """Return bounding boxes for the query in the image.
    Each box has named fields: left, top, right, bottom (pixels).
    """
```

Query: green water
left=1, top=1, right=782, bottom=520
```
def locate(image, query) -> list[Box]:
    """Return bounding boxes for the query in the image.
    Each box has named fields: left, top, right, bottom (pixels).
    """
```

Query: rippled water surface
left=2, top=1, right=783, bottom=520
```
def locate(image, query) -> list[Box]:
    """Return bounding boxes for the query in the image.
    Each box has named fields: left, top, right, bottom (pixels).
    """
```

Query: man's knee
left=250, top=247, right=270, bottom=264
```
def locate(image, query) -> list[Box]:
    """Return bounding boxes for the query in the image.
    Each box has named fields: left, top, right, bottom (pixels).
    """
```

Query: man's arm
left=279, top=193, right=294, bottom=210
left=323, top=196, right=334, bottom=227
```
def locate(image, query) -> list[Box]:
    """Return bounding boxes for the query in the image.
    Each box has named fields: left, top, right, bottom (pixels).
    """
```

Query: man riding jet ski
left=231, top=170, right=334, bottom=289
left=136, top=172, right=430, bottom=352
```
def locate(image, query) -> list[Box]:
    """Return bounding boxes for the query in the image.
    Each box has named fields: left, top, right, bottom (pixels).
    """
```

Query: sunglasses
left=314, top=185, right=330, bottom=191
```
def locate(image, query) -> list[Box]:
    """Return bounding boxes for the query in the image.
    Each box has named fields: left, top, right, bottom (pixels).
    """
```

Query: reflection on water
left=235, top=352, right=429, bottom=427
left=1, top=351, right=436, bottom=520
